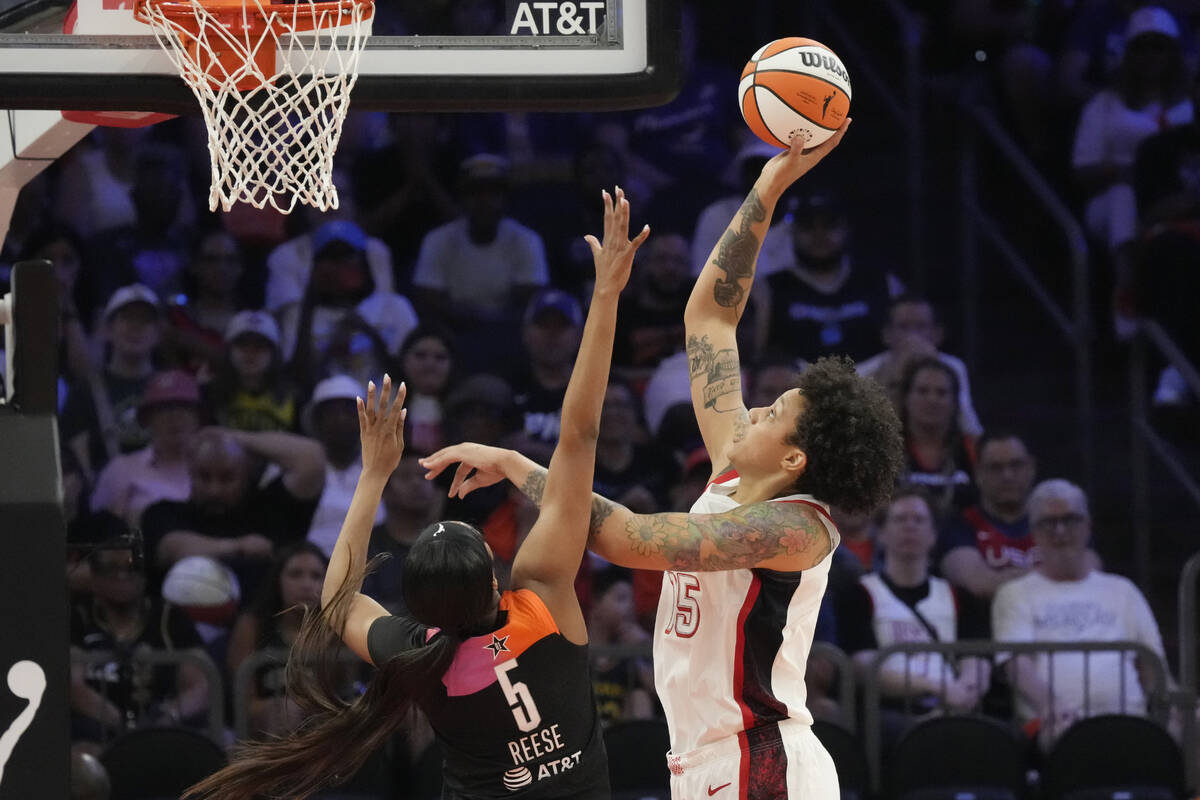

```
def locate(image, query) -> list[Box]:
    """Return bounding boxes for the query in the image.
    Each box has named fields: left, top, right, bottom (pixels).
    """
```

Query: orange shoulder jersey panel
left=493, top=589, right=560, bottom=661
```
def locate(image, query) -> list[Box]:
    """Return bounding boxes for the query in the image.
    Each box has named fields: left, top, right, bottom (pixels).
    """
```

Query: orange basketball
left=739, top=37, right=852, bottom=149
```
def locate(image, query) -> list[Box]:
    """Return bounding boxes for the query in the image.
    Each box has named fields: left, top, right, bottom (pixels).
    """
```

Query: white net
left=136, top=0, right=373, bottom=213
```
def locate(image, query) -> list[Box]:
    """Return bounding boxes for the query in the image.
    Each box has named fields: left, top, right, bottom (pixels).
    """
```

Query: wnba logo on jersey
left=503, top=767, right=533, bottom=791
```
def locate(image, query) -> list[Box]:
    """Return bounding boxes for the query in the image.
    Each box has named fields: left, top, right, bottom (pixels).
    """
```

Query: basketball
left=162, top=556, right=241, bottom=625
left=739, top=37, right=852, bottom=150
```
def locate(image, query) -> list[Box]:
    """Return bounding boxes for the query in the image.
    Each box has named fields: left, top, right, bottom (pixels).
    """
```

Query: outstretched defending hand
left=584, top=185, right=650, bottom=296
left=358, top=374, right=407, bottom=477
left=759, top=117, right=851, bottom=196
left=420, top=443, right=511, bottom=499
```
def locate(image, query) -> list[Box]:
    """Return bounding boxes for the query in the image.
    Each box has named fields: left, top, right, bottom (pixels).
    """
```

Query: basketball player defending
left=423, top=120, right=904, bottom=799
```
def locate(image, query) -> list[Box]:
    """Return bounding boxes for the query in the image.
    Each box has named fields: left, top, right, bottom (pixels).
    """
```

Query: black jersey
left=368, top=589, right=609, bottom=799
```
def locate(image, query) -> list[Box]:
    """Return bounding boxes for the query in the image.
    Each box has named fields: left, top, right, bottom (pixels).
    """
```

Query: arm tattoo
left=712, top=189, right=766, bottom=308
left=687, top=334, right=742, bottom=412
left=519, top=470, right=546, bottom=505
left=517, top=465, right=619, bottom=538
left=624, top=502, right=831, bottom=571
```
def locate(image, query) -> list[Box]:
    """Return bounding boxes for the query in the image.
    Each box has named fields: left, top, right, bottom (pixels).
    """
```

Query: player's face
left=905, top=367, right=956, bottom=430
left=279, top=551, right=325, bottom=608
left=975, top=438, right=1035, bottom=510
left=880, top=495, right=936, bottom=559
left=727, top=388, right=805, bottom=476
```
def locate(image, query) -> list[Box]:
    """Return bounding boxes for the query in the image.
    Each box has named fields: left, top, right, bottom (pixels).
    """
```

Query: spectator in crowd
left=394, top=325, right=456, bottom=454
left=829, top=503, right=880, bottom=577
left=302, top=375, right=386, bottom=558
left=205, top=311, right=298, bottom=433
left=1134, top=71, right=1200, bottom=405
left=411, top=154, right=549, bottom=334
left=765, top=190, right=901, bottom=363
left=22, top=225, right=92, bottom=405
left=282, top=220, right=418, bottom=388
left=640, top=348, right=699, bottom=456
left=140, top=427, right=325, bottom=599
left=587, top=566, right=656, bottom=725
left=162, top=230, right=244, bottom=376
left=264, top=171, right=395, bottom=318
left=82, top=144, right=195, bottom=302
left=747, top=356, right=805, bottom=410
left=1072, top=6, right=1192, bottom=334
left=857, top=294, right=983, bottom=437
left=361, top=451, right=446, bottom=614
left=529, top=141, right=634, bottom=298
left=836, top=489, right=991, bottom=745
left=90, top=370, right=200, bottom=527
left=613, top=230, right=690, bottom=383
left=691, top=140, right=790, bottom=279
left=506, top=288, right=583, bottom=464
left=993, top=479, right=1168, bottom=749
left=442, top=372, right=518, bottom=451
left=1058, top=0, right=1195, bottom=109
left=897, top=356, right=978, bottom=518
left=593, top=379, right=672, bottom=515
left=61, top=284, right=162, bottom=485
left=938, top=432, right=1039, bottom=601
left=69, top=512, right=209, bottom=753
left=226, top=542, right=329, bottom=738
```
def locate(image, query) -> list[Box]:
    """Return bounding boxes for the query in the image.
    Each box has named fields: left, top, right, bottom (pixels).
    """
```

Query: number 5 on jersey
left=664, top=572, right=701, bottom=638
left=494, top=658, right=542, bottom=731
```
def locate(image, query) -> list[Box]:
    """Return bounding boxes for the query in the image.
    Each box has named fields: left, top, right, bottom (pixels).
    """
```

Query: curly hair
left=787, top=356, right=904, bottom=514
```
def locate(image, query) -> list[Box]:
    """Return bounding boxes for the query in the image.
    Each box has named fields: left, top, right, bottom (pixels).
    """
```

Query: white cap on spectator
left=224, top=310, right=281, bottom=347
left=1125, top=6, right=1180, bottom=40
left=302, top=374, right=365, bottom=434
left=103, top=284, right=160, bottom=321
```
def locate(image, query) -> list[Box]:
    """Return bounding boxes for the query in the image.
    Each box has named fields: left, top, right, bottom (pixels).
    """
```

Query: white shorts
left=664, top=718, right=839, bottom=800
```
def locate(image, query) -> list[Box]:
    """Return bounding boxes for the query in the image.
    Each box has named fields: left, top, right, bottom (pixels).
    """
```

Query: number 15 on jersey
left=663, top=572, right=701, bottom=638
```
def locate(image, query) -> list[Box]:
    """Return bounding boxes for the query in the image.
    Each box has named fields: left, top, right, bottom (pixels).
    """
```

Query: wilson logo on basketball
left=503, top=766, right=533, bottom=791
left=797, top=51, right=851, bottom=84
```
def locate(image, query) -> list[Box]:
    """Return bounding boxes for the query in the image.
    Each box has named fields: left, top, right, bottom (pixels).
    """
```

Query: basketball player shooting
left=422, top=119, right=904, bottom=799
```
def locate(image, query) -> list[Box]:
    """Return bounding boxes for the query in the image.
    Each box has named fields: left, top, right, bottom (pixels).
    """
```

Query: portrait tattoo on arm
left=624, top=502, right=830, bottom=571
left=712, top=189, right=766, bottom=308
left=687, top=333, right=745, bottom=415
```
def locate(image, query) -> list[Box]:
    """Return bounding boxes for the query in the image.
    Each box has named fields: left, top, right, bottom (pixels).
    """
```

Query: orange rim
left=135, top=0, right=374, bottom=35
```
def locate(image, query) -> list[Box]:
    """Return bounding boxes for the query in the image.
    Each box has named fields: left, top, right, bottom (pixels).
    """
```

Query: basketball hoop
left=134, top=0, right=374, bottom=213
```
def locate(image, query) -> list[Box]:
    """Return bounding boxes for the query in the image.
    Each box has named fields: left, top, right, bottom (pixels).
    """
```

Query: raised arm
left=421, top=446, right=832, bottom=574
left=321, top=377, right=407, bottom=664
left=685, top=123, right=850, bottom=472
left=224, top=428, right=327, bottom=500
left=509, top=187, right=648, bottom=644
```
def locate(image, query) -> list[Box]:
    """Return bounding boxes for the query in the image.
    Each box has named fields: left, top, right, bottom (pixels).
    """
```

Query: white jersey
left=653, top=469, right=840, bottom=755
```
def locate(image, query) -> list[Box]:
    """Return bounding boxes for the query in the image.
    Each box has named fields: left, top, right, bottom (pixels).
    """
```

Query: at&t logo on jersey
left=503, top=766, right=533, bottom=791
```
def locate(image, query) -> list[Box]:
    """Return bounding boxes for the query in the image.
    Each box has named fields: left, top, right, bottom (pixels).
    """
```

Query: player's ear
left=780, top=447, right=807, bottom=477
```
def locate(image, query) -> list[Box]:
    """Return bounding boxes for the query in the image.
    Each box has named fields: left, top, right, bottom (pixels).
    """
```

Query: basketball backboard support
left=0, top=0, right=681, bottom=113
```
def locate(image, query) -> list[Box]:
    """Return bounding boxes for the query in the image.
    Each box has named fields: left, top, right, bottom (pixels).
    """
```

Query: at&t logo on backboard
left=507, top=1, right=606, bottom=35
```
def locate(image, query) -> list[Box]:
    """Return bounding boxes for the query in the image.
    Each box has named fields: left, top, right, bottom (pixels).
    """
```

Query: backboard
left=0, top=0, right=681, bottom=113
